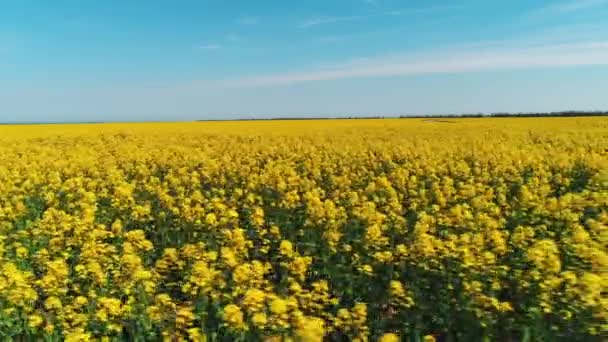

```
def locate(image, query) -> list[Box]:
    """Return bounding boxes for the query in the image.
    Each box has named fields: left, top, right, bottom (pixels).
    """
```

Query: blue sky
left=1, top=0, right=608, bottom=122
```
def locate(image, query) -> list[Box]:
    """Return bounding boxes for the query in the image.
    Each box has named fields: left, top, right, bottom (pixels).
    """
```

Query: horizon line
left=0, top=110, right=606, bottom=125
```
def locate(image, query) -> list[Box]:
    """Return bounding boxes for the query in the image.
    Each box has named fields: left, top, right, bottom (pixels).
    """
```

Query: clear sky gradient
left=1, top=0, right=608, bottom=122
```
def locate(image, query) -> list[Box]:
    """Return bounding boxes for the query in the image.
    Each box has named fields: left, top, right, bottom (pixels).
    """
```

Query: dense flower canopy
left=0, top=118, right=606, bottom=341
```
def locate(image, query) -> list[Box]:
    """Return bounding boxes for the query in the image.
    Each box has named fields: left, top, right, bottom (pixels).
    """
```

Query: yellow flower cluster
left=0, top=118, right=606, bottom=341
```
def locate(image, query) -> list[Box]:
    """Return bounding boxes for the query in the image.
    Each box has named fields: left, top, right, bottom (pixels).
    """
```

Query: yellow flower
left=65, top=328, right=92, bottom=342
left=379, top=333, right=400, bottom=342
left=243, top=288, right=266, bottom=312
left=295, top=316, right=325, bottom=342
left=44, top=296, right=62, bottom=310
left=188, top=328, right=207, bottom=342
left=15, top=246, right=28, bottom=258
left=252, top=312, right=268, bottom=327
left=28, top=314, right=44, bottom=329
left=280, top=240, right=294, bottom=258
left=359, top=264, right=373, bottom=275
left=176, top=306, right=195, bottom=327
left=223, top=304, right=246, bottom=330
left=44, top=323, right=55, bottom=334
left=205, top=213, right=217, bottom=226
left=289, top=256, right=312, bottom=280
left=270, top=298, right=289, bottom=315
left=111, top=219, right=123, bottom=235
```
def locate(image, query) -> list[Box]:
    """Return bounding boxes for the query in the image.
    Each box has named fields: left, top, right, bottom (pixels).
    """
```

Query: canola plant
left=0, top=118, right=606, bottom=341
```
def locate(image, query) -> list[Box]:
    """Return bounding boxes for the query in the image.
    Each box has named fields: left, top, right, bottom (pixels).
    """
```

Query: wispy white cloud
left=199, top=44, right=222, bottom=51
left=300, top=15, right=364, bottom=28
left=237, top=16, right=259, bottom=25
left=218, top=40, right=608, bottom=87
left=300, top=6, right=459, bottom=28
left=319, top=36, right=343, bottom=44
left=536, top=0, right=608, bottom=13
left=197, top=34, right=240, bottom=51
left=550, top=0, right=608, bottom=12
left=314, top=16, right=454, bottom=45
left=226, top=34, right=241, bottom=42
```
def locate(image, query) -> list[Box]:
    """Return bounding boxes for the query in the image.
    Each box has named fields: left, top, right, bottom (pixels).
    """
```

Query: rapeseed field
left=0, top=118, right=605, bottom=341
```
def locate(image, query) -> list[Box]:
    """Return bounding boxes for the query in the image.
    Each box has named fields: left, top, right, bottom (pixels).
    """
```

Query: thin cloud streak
left=319, top=36, right=343, bottom=44
left=226, top=34, right=241, bottom=42
left=300, top=15, right=364, bottom=28
left=237, top=16, right=259, bottom=25
left=199, top=44, right=222, bottom=51
left=219, top=41, right=608, bottom=87
left=547, top=0, right=608, bottom=12
left=300, top=5, right=460, bottom=28
left=537, top=0, right=608, bottom=13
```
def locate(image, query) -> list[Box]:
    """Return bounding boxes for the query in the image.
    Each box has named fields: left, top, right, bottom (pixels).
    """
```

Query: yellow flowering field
left=0, top=118, right=606, bottom=341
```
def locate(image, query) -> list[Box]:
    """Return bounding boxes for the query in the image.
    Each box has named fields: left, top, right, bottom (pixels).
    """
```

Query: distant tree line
left=401, top=111, right=608, bottom=119
left=194, top=111, right=608, bottom=122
